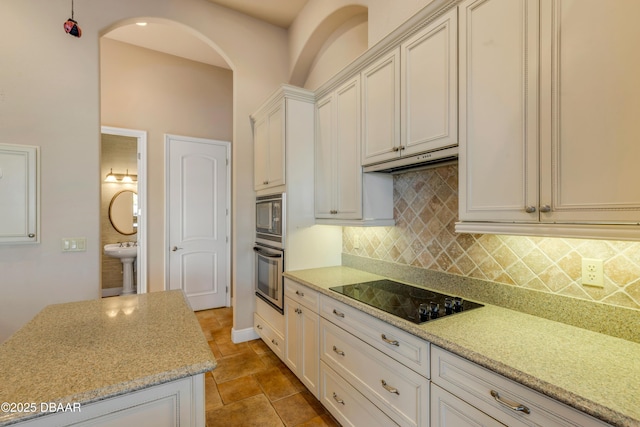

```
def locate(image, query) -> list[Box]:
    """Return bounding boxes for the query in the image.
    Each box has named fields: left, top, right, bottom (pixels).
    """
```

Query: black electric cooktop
left=330, top=280, right=483, bottom=324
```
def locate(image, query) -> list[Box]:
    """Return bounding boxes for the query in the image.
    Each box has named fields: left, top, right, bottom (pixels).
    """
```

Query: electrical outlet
left=354, top=235, right=361, bottom=249
left=582, top=258, right=604, bottom=287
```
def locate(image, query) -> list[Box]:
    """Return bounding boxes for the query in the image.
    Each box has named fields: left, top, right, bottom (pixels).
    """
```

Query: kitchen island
left=0, top=290, right=216, bottom=427
left=285, top=266, right=640, bottom=427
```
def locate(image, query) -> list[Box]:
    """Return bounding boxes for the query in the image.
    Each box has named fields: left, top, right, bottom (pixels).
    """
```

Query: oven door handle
left=253, top=247, right=283, bottom=258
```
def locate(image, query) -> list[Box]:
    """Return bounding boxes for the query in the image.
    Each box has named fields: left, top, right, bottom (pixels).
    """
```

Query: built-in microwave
left=256, top=193, right=285, bottom=248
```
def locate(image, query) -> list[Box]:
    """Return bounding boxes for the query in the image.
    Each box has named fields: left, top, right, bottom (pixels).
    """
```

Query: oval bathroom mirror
left=109, top=190, right=138, bottom=235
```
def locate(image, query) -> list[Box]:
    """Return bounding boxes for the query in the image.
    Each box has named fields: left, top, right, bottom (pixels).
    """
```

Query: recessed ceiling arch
left=289, top=5, right=368, bottom=87
left=100, top=17, right=235, bottom=71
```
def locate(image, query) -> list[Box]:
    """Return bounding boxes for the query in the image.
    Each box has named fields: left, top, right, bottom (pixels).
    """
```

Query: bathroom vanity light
left=122, top=170, right=134, bottom=183
left=105, top=168, right=137, bottom=183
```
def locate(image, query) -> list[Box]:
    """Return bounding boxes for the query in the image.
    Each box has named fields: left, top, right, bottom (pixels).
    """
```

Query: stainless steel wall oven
left=254, top=243, right=284, bottom=313
left=254, top=193, right=285, bottom=313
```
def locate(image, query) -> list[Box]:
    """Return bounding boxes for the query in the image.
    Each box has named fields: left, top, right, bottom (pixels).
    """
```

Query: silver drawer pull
left=294, top=308, right=302, bottom=314
left=381, top=380, right=400, bottom=395
left=333, top=309, right=345, bottom=318
left=296, top=290, right=305, bottom=297
left=332, top=392, right=345, bottom=405
left=332, top=345, right=345, bottom=356
left=381, top=334, right=399, bottom=346
left=256, top=324, right=263, bottom=330
left=271, top=339, right=279, bottom=346
left=490, top=390, right=530, bottom=415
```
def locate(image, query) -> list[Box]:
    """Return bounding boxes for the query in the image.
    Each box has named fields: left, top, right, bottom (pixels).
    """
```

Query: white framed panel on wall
left=0, top=143, right=39, bottom=244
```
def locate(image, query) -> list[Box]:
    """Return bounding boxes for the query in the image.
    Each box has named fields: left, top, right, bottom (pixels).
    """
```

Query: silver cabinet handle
left=332, top=392, right=345, bottom=405
left=332, top=309, right=345, bottom=318
left=539, top=205, right=551, bottom=213
left=332, top=345, right=345, bottom=356
left=381, top=334, right=399, bottom=346
left=294, top=307, right=302, bottom=314
left=256, top=324, right=263, bottom=330
left=490, top=390, right=531, bottom=414
left=271, top=339, right=279, bottom=346
left=525, top=206, right=536, bottom=213
left=28, top=233, right=35, bottom=238
left=399, top=145, right=405, bottom=151
left=296, top=290, right=305, bottom=297
left=381, top=380, right=400, bottom=395
left=392, top=146, right=400, bottom=152
left=172, top=246, right=183, bottom=251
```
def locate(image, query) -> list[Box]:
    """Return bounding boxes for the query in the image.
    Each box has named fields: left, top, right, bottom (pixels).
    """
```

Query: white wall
left=101, top=38, right=233, bottom=292
left=0, top=0, right=288, bottom=342
left=303, top=14, right=368, bottom=91
left=289, top=0, right=435, bottom=83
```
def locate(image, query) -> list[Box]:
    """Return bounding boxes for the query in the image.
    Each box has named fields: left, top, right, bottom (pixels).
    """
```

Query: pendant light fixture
left=63, top=0, right=82, bottom=38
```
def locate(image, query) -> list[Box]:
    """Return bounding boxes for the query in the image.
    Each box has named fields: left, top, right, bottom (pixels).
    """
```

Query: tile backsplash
left=343, top=164, right=640, bottom=311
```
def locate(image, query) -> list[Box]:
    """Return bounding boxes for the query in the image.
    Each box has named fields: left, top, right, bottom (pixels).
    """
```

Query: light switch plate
left=62, top=237, right=86, bottom=252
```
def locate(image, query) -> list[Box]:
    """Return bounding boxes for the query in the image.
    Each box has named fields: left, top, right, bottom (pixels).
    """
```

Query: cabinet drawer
left=431, top=346, right=609, bottom=427
left=284, top=278, right=319, bottom=312
left=254, top=312, right=285, bottom=360
left=321, top=319, right=429, bottom=427
left=320, top=361, right=398, bottom=427
left=431, top=383, right=505, bottom=427
left=320, top=295, right=429, bottom=377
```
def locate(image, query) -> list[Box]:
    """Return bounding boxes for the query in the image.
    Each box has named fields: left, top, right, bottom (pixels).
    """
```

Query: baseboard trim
left=232, top=326, right=259, bottom=344
left=102, top=287, right=123, bottom=298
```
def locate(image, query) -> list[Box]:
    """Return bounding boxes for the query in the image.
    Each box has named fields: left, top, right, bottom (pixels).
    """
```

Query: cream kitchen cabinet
left=0, top=144, right=39, bottom=244
left=251, top=85, right=315, bottom=194
left=457, top=0, right=640, bottom=240
left=315, top=76, right=394, bottom=225
left=284, top=279, right=320, bottom=398
left=320, top=360, right=398, bottom=427
left=431, top=346, right=609, bottom=427
left=14, top=375, right=205, bottom=427
left=320, top=295, right=430, bottom=427
left=361, top=8, right=458, bottom=166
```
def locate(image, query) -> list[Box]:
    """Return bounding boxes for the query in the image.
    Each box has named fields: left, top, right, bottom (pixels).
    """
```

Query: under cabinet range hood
left=363, top=146, right=458, bottom=174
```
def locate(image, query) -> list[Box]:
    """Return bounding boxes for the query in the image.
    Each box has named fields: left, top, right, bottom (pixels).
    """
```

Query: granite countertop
left=285, top=266, right=640, bottom=427
left=0, top=290, right=216, bottom=426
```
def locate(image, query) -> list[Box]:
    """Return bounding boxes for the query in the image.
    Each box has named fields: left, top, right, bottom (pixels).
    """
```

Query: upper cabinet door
left=253, top=100, right=285, bottom=192
left=0, top=144, right=39, bottom=244
left=458, top=0, right=540, bottom=222
left=539, top=0, right=640, bottom=223
left=314, top=94, right=335, bottom=218
left=361, top=49, right=401, bottom=166
left=401, top=8, right=458, bottom=157
left=334, top=77, right=362, bottom=219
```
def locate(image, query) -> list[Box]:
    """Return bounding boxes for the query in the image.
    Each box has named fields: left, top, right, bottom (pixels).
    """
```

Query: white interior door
left=166, top=135, right=230, bottom=311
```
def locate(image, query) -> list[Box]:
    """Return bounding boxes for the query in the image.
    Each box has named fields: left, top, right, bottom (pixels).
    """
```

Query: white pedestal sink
left=104, top=243, right=137, bottom=295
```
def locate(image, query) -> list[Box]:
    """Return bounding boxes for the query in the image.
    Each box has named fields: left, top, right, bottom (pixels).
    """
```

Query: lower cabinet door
left=431, top=383, right=505, bottom=427
left=320, top=361, right=398, bottom=427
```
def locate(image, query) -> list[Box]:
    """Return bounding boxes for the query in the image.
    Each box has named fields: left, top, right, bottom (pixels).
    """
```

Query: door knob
left=172, top=246, right=183, bottom=251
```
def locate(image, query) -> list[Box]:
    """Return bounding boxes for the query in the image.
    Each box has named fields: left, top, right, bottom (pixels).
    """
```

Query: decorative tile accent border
left=343, top=164, right=640, bottom=311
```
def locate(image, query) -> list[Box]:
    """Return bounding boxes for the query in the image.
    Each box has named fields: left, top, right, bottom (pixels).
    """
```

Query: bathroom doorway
left=100, top=126, right=148, bottom=296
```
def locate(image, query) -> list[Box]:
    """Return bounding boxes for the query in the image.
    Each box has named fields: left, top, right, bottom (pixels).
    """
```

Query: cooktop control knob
left=444, top=297, right=454, bottom=315
left=418, top=303, right=429, bottom=322
left=454, top=297, right=463, bottom=312
left=429, top=302, right=440, bottom=319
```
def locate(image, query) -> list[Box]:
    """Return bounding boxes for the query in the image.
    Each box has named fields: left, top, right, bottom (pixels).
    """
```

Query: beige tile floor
left=195, top=307, right=341, bottom=427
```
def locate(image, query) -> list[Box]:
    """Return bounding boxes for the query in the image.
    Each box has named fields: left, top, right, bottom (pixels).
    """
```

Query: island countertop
left=285, top=266, right=640, bottom=427
left=0, top=290, right=216, bottom=426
